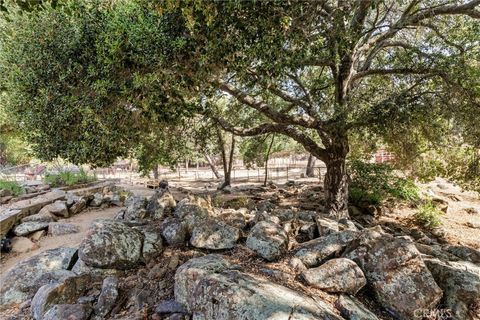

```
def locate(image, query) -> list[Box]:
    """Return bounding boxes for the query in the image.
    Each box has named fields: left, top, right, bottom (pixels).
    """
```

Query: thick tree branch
left=409, top=0, right=480, bottom=22
left=351, top=68, right=434, bottom=82
left=213, top=117, right=328, bottom=161
left=216, top=80, right=319, bottom=129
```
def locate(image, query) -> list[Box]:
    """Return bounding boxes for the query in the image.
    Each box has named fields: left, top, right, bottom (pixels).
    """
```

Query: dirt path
left=0, top=206, right=121, bottom=274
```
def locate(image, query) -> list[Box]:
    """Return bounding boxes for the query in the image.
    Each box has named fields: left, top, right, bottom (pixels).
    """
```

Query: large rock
left=316, top=217, right=339, bottom=236
left=138, top=226, right=164, bottom=261
left=94, top=276, right=119, bottom=318
left=11, top=236, right=37, bottom=253
left=48, top=222, right=80, bottom=236
left=89, top=193, right=104, bottom=207
left=335, top=295, right=379, bottom=320
left=0, top=247, right=77, bottom=305
left=344, top=229, right=443, bottom=320
left=246, top=220, right=288, bottom=261
left=174, top=197, right=210, bottom=221
left=41, top=201, right=69, bottom=218
left=190, top=219, right=240, bottom=250
left=443, top=245, right=480, bottom=264
left=43, top=304, right=92, bottom=320
left=69, top=198, right=87, bottom=215
left=146, top=190, right=176, bottom=219
left=31, top=274, right=91, bottom=320
left=218, top=208, right=248, bottom=229
left=78, top=220, right=143, bottom=269
left=301, top=258, right=366, bottom=294
left=175, top=254, right=343, bottom=320
left=294, top=230, right=358, bottom=267
left=123, top=195, right=148, bottom=220
left=14, top=221, right=49, bottom=236
left=425, top=259, right=480, bottom=320
left=160, top=217, right=188, bottom=246
left=22, top=211, right=57, bottom=223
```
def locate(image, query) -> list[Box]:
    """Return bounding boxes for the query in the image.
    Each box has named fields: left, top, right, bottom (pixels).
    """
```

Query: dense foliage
left=1, top=0, right=479, bottom=216
left=0, top=1, right=195, bottom=166
left=348, top=160, right=419, bottom=206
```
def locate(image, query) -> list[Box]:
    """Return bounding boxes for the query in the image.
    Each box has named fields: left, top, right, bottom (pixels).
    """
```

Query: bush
left=348, top=160, right=419, bottom=206
left=44, top=169, right=96, bottom=187
left=0, top=180, right=24, bottom=196
left=414, top=147, right=480, bottom=194
left=414, top=201, right=443, bottom=229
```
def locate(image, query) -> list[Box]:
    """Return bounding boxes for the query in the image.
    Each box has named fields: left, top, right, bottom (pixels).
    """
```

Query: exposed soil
left=0, top=206, right=120, bottom=273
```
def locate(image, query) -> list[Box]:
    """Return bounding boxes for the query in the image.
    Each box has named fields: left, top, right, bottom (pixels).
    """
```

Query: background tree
left=0, top=0, right=197, bottom=168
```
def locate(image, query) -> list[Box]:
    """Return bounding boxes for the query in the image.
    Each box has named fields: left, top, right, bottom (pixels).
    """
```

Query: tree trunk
left=306, top=153, right=316, bottom=177
left=264, top=134, right=275, bottom=186
left=221, top=135, right=235, bottom=189
left=217, top=129, right=235, bottom=190
left=204, top=153, right=221, bottom=179
left=153, top=164, right=159, bottom=180
left=324, top=136, right=349, bottom=219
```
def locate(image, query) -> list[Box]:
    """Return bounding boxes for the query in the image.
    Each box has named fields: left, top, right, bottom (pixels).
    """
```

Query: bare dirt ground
left=0, top=206, right=120, bottom=273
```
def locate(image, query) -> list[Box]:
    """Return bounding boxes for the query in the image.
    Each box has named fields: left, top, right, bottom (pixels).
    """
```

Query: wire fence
left=1, top=161, right=327, bottom=186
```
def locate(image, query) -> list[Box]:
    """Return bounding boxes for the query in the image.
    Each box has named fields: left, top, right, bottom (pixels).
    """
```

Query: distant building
left=373, top=147, right=395, bottom=163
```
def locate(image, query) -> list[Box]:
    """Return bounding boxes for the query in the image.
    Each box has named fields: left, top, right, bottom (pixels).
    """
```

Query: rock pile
left=1, top=185, right=479, bottom=320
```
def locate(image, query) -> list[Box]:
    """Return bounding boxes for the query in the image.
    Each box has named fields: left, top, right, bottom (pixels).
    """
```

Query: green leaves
left=0, top=0, right=195, bottom=167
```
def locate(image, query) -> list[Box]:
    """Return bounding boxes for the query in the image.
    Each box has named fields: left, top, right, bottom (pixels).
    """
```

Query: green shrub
left=348, top=160, right=419, bottom=206
left=44, top=169, right=96, bottom=187
left=414, top=201, right=443, bottom=229
left=0, top=180, right=24, bottom=196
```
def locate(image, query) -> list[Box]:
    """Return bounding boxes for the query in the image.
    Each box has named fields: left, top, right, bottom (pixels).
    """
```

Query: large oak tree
left=173, top=0, right=480, bottom=217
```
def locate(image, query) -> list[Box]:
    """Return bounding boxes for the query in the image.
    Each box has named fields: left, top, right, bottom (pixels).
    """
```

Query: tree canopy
left=1, top=0, right=479, bottom=216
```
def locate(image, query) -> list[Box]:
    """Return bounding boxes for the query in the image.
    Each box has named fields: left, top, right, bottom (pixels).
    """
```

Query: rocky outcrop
left=301, top=258, right=366, bottom=294
left=174, top=254, right=343, bottom=320
left=425, top=259, right=480, bottom=320
left=246, top=220, right=288, bottom=261
left=78, top=220, right=143, bottom=269
left=190, top=219, right=240, bottom=250
left=0, top=247, right=77, bottom=305
left=344, top=228, right=443, bottom=320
